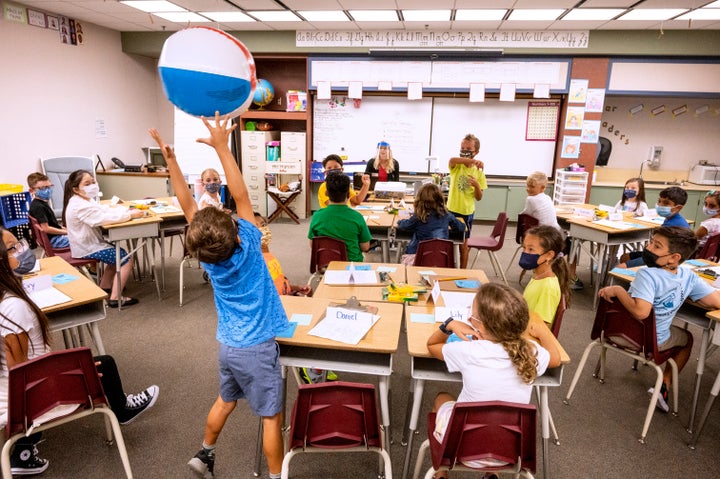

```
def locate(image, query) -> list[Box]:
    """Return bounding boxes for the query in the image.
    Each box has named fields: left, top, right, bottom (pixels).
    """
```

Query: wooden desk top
left=406, top=266, right=488, bottom=305
left=405, top=305, right=570, bottom=363
left=556, top=204, right=662, bottom=233
left=313, top=261, right=404, bottom=303
left=98, top=170, right=170, bottom=178
left=102, top=214, right=162, bottom=230
left=36, top=257, right=107, bottom=313
left=278, top=295, right=403, bottom=354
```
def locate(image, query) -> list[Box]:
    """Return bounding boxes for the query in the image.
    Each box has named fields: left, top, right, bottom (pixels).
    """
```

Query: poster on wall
left=585, top=88, right=605, bottom=112
left=565, top=106, right=585, bottom=130
left=58, top=16, right=79, bottom=45
left=47, top=15, right=59, bottom=30
left=27, top=8, right=46, bottom=28
left=568, top=79, right=588, bottom=103
left=561, top=136, right=581, bottom=159
left=581, top=120, right=600, bottom=143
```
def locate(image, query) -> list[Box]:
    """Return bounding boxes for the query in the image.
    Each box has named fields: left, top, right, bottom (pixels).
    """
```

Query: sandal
left=107, top=297, right=139, bottom=308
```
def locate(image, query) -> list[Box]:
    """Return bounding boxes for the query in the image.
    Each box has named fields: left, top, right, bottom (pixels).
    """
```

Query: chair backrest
left=596, top=137, right=612, bottom=166
left=515, top=214, right=540, bottom=246
left=288, top=381, right=383, bottom=450
left=550, top=294, right=567, bottom=338
left=696, top=234, right=720, bottom=262
left=427, top=401, right=536, bottom=473
left=310, top=236, right=348, bottom=274
left=41, top=156, right=95, bottom=218
left=488, top=212, right=509, bottom=251
left=29, top=215, right=57, bottom=257
left=413, top=238, right=455, bottom=268
left=6, top=347, right=107, bottom=438
left=592, top=298, right=677, bottom=364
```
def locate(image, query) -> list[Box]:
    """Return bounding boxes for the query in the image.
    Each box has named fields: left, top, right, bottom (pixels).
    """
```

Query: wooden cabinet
left=237, top=55, right=311, bottom=219
left=240, top=131, right=280, bottom=215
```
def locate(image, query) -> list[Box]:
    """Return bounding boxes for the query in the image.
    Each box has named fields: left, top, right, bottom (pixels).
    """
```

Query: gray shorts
left=218, top=338, right=283, bottom=417
left=658, top=325, right=690, bottom=351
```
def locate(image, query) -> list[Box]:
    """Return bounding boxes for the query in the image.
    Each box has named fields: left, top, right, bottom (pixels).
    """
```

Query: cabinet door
left=476, top=186, right=508, bottom=220
left=687, top=191, right=703, bottom=226
left=506, top=186, right=528, bottom=220
left=589, top=186, right=621, bottom=207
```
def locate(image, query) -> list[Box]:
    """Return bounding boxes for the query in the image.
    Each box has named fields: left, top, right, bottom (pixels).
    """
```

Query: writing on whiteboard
left=297, top=30, right=589, bottom=49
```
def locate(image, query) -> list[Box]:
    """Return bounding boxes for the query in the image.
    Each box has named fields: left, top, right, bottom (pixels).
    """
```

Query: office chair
left=595, top=137, right=612, bottom=167
left=40, top=156, right=96, bottom=218
left=281, top=381, right=392, bottom=479
left=467, top=212, right=509, bottom=285
left=563, top=298, right=681, bottom=443
left=1, top=348, right=133, bottom=478
left=412, top=401, right=537, bottom=479
left=413, top=238, right=455, bottom=268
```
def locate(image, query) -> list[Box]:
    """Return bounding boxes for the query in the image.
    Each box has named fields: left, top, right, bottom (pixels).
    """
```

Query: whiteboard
left=313, top=96, right=433, bottom=172
left=173, top=108, right=231, bottom=175
left=430, top=98, right=556, bottom=176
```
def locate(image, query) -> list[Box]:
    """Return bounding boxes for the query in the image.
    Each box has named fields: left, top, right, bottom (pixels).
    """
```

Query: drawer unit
left=553, top=169, right=589, bottom=205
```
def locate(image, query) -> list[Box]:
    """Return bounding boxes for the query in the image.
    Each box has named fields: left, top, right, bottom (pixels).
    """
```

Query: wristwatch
left=439, top=317, right=453, bottom=335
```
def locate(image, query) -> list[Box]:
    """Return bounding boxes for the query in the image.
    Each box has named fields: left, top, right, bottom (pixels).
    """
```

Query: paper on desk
left=592, top=219, right=637, bottom=230
left=434, top=306, right=470, bottom=323
left=150, top=204, right=182, bottom=214
left=23, top=275, right=72, bottom=309
left=308, top=307, right=380, bottom=344
left=324, top=264, right=377, bottom=285
left=635, top=215, right=664, bottom=224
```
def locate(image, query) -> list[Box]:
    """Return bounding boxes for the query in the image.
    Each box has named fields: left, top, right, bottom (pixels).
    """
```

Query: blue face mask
left=205, top=183, right=221, bottom=194
left=655, top=205, right=673, bottom=217
left=35, top=187, right=53, bottom=201
left=703, top=206, right=718, bottom=217
left=519, top=252, right=544, bottom=271
left=13, top=249, right=37, bottom=275
left=624, top=189, right=637, bottom=199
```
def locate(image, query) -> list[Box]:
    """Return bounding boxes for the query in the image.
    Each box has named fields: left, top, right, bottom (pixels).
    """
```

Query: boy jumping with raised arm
left=150, top=113, right=288, bottom=479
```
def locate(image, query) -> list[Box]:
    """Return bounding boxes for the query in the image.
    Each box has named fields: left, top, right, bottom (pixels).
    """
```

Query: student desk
left=102, top=215, right=162, bottom=310
left=37, top=256, right=108, bottom=354
left=144, top=197, right=188, bottom=290
left=401, top=307, right=569, bottom=479
left=405, top=266, right=488, bottom=305
left=356, top=204, right=402, bottom=263
left=312, top=261, right=404, bottom=303
left=557, top=205, right=657, bottom=309
left=276, top=295, right=404, bottom=453
left=608, top=260, right=720, bottom=434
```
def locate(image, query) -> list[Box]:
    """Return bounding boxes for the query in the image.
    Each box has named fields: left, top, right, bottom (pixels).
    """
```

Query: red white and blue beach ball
left=158, top=27, right=256, bottom=118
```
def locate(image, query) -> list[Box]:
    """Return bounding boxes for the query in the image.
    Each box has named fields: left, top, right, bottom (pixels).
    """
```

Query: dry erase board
left=313, top=96, right=432, bottom=170
left=313, top=96, right=557, bottom=176
left=430, top=98, right=556, bottom=177
left=173, top=108, right=228, bottom=175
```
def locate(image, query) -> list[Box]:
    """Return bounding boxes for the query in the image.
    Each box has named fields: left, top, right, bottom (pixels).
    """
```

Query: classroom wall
left=0, top=16, right=173, bottom=188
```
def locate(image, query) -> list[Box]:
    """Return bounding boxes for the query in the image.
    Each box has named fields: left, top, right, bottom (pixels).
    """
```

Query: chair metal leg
left=688, top=370, right=720, bottom=449
left=490, top=251, right=509, bottom=285
left=505, top=245, right=522, bottom=274
left=253, top=418, right=263, bottom=477
left=563, top=341, right=601, bottom=404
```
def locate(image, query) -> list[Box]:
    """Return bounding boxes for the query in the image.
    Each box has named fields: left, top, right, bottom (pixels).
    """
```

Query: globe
left=253, top=79, right=275, bottom=109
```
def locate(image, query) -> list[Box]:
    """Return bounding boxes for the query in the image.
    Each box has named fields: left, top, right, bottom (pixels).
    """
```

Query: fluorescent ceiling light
left=561, top=9, right=625, bottom=21
left=250, top=11, right=301, bottom=22
left=402, top=10, right=451, bottom=21
left=120, top=1, right=184, bottom=13
left=618, top=9, right=687, bottom=20
left=201, top=11, right=255, bottom=22
left=507, top=9, right=566, bottom=21
left=703, top=0, right=720, bottom=7
left=677, top=9, right=720, bottom=20
left=298, top=11, right=350, bottom=22
left=454, top=9, right=507, bottom=21
left=154, top=11, right=209, bottom=22
left=349, top=10, right=399, bottom=22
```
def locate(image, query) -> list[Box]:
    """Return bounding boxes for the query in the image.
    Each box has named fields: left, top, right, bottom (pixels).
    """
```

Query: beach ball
left=253, top=79, right=275, bottom=108
left=158, top=27, right=256, bottom=118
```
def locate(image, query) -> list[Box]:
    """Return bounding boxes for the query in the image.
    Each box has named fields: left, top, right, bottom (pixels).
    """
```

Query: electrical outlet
left=277, top=97, right=282, bottom=105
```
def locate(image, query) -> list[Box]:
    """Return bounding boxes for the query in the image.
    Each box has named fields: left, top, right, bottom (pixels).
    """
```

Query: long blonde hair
left=413, top=183, right=447, bottom=222
left=475, top=283, right=538, bottom=384
left=373, top=143, right=395, bottom=173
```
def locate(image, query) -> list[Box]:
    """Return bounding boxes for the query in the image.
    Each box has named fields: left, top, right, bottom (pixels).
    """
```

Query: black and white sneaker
left=120, top=385, right=159, bottom=425
left=188, top=448, right=215, bottom=478
left=648, top=383, right=670, bottom=413
left=11, top=445, right=49, bottom=476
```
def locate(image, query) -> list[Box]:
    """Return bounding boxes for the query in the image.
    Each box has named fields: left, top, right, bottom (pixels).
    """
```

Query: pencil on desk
left=369, top=219, right=380, bottom=225
left=436, top=276, right=468, bottom=282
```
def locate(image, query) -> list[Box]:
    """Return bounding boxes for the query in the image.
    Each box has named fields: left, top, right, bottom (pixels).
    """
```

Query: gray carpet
left=36, top=217, right=720, bottom=478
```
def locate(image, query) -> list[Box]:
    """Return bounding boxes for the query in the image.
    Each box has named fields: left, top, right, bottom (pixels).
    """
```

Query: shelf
left=241, top=110, right=307, bottom=121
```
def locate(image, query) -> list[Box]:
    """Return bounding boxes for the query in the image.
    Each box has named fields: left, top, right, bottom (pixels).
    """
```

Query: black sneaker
left=188, top=448, right=215, bottom=478
left=648, top=383, right=670, bottom=413
left=11, top=445, right=49, bottom=476
left=120, top=385, right=159, bottom=425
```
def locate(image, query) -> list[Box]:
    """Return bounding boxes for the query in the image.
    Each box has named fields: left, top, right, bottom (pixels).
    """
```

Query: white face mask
left=82, top=183, right=100, bottom=198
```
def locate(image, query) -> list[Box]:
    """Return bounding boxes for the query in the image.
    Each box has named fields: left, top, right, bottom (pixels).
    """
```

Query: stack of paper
left=308, top=306, right=380, bottom=345
left=23, top=275, right=72, bottom=309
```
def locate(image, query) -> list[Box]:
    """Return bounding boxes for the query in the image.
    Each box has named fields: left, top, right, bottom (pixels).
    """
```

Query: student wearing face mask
left=599, top=227, right=720, bottom=412
left=518, top=226, right=572, bottom=327
left=27, top=172, right=69, bottom=249
left=62, top=170, right=144, bottom=308
left=618, top=186, right=690, bottom=269
left=694, top=190, right=720, bottom=246
left=198, top=168, right=226, bottom=211
left=613, top=177, right=648, bottom=216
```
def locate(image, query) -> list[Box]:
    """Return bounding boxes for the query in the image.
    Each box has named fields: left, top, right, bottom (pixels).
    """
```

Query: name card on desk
left=323, top=264, right=377, bottom=285
left=23, top=275, right=72, bottom=309
left=308, top=306, right=380, bottom=344
left=573, top=207, right=594, bottom=219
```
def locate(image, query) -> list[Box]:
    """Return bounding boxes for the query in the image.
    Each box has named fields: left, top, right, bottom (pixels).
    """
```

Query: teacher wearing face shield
left=364, top=141, right=400, bottom=182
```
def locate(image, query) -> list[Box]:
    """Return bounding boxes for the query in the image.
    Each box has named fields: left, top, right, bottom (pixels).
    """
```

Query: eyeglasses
left=7, top=239, right=29, bottom=258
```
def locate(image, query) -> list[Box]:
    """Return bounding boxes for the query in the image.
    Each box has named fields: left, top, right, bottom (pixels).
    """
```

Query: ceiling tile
left=499, top=19, right=558, bottom=29
left=227, top=0, right=281, bottom=9
left=402, top=21, right=453, bottom=30
left=282, top=0, right=345, bottom=9
left=582, top=0, right=636, bottom=6
left=513, top=0, right=577, bottom=7
left=551, top=19, right=615, bottom=29
left=396, top=0, right=454, bottom=7
left=451, top=20, right=504, bottom=29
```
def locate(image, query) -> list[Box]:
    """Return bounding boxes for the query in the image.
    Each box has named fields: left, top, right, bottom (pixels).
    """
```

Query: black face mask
left=642, top=248, right=672, bottom=269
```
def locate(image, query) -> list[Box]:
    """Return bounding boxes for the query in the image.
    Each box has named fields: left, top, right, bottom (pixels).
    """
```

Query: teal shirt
left=308, top=204, right=372, bottom=262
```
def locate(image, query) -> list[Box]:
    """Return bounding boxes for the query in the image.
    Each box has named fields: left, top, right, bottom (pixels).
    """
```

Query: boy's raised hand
left=148, top=128, right=177, bottom=164
left=198, top=111, right=237, bottom=150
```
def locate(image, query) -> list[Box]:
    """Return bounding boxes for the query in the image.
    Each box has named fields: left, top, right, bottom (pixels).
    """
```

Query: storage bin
left=0, top=183, right=23, bottom=197
left=0, top=191, right=31, bottom=229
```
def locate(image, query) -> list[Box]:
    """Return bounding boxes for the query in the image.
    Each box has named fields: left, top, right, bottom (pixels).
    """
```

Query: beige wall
left=0, top=18, right=173, bottom=188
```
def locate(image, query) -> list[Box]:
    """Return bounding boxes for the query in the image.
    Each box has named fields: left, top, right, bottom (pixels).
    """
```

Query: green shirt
left=447, top=163, right=487, bottom=216
left=308, top=204, right=372, bottom=262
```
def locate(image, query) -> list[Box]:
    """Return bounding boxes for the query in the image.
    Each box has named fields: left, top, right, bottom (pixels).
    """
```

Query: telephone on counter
left=111, top=157, right=142, bottom=172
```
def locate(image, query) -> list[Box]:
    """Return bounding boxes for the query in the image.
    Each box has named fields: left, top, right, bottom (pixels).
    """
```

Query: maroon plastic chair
left=550, top=294, right=568, bottom=339
left=564, top=298, right=682, bottom=443
left=412, top=401, right=537, bottom=479
left=308, top=236, right=348, bottom=289
left=695, top=233, right=720, bottom=262
left=467, top=212, right=509, bottom=284
left=506, top=213, right=540, bottom=278
left=29, top=215, right=97, bottom=279
left=0, top=348, right=132, bottom=478
left=280, top=381, right=391, bottom=479
left=413, top=238, right=455, bottom=268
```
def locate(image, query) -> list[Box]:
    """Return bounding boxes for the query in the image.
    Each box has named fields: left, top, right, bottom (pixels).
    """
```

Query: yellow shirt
left=523, top=276, right=560, bottom=325
left=317, top=182, right=358, bottom=208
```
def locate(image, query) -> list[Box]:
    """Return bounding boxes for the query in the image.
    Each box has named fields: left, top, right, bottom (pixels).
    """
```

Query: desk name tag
left=573, top=207, right=594, bottom=219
